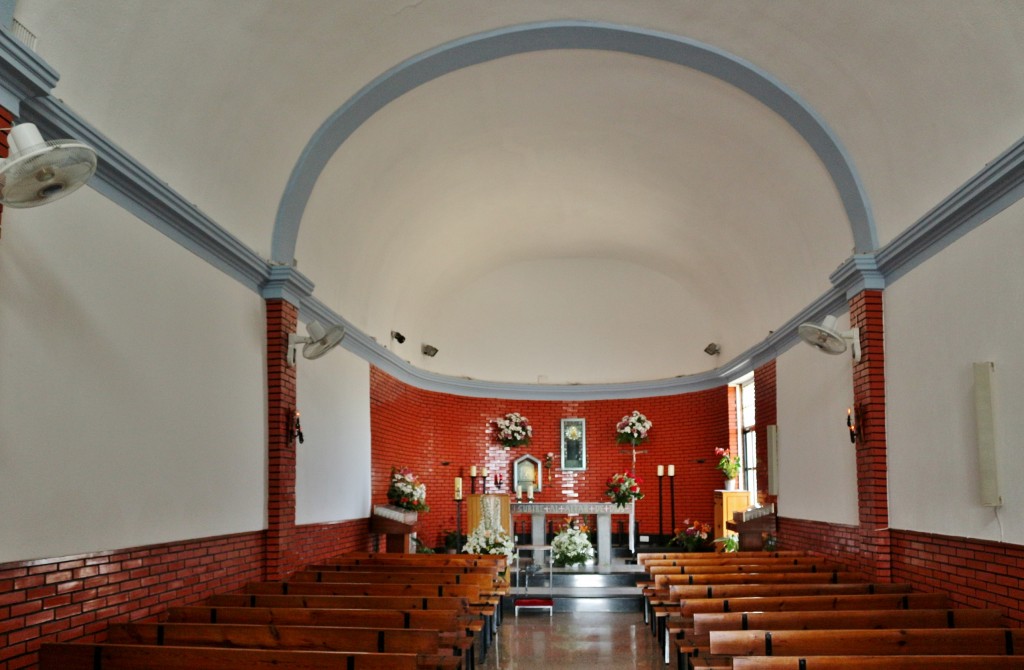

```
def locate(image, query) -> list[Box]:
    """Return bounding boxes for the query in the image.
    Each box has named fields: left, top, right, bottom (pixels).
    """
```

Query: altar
left=510, top=502, right=624, bottom=567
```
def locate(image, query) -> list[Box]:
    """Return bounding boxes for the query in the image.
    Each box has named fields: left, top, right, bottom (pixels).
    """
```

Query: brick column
left=265, top=298, right=298, bottom=579
left=850, top=289, right=890, bottom=581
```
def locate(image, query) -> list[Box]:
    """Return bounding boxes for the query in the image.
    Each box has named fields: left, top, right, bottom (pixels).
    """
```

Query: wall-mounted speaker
left=767, top=424, right=779, bottom=496
left=973, top=362, right=1001, bottom=507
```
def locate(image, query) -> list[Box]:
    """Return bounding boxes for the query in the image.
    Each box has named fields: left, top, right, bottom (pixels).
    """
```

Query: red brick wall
left=370, top=367, right=731, bottom=547
left=265, top=299, right=298, bottom=579
left=0, top=532, right=264, bottom=670
left=777, top=518, right=1024, bottom=628
left=0, top=106, right=11, bottom=236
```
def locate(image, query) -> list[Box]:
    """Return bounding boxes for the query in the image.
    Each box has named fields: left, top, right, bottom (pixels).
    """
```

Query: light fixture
left=422, top=344, right=439, bottom=357
left=704, top=343, right=721, bottom=356
left=390, top=330, right=406, bottom=344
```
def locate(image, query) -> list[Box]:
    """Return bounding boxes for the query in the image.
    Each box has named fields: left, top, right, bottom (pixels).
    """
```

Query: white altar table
left=510, top=502, right=626, bottom=567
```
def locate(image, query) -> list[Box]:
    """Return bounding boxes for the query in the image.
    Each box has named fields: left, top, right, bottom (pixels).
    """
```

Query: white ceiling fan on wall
left=0, top=122, right=97, bottom=208
left=797, top=314, right=861, bottom=362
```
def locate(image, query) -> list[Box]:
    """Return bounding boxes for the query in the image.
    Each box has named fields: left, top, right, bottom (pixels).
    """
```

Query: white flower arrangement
left=551, top=520, right=594, bottom=567
left=492, top=412, right=533, bottom=448
left=386, top=466, right=429, bottom=512
left=462, top=524, right=515, bottom=558
left=616, top=410, right=653, bottom=445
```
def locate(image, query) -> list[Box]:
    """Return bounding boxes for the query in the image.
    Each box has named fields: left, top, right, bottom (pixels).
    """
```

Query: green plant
left=714, top=447, right=741, bottom=479
left=443, top=529, right=466, bottom=551
left=763, top=534, right=778, bottom=551
left=411, top=536, right=434, bottom=554
left=714, top=535, right=738, bottom=552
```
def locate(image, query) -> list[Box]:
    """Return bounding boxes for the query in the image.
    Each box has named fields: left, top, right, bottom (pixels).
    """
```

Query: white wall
left=886, top=200, right=1024, bottom=543
left=775, top=317, right=860, bottom=526
left=0, top=191, right=267, bottom=563
left=295, top=347, right=372, bottom=525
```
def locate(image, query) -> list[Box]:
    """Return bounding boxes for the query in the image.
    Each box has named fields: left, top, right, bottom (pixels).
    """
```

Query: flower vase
left=724, top=478, right=738, bottom=491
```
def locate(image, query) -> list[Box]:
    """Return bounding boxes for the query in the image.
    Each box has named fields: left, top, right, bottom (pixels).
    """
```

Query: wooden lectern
left=370, top=505, right=419, bottom=553
left=727, top=504, right=777, bottom=551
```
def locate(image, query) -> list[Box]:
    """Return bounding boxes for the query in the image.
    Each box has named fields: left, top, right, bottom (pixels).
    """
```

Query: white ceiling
left=16, top=0, right=1024, bottom=384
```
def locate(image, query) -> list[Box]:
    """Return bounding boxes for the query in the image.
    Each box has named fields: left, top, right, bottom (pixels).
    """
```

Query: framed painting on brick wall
left=561, top=418, right=586, bottom=471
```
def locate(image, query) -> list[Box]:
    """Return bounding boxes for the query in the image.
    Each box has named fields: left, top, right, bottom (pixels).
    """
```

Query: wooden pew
left=105, top=623, right=459, bottom=669
left=242, top=581, right=483, bottom=599
left=40, top=644, right=423, bottom=670
left=694, top=607, right=1004, bottom=634
left=650, top=563, right=842, bottom=575
left=655, top=582, right=908, bottom=650
left=674, top=608, right=1005, bottom=668
left=637, top=551, right=806, bottom=566
left=732, top=656, right=1024, bottom=669
left=206, top=593, right=493, bottom=660
left=306, top=563, right=498, bottom=575
left=657, top=571, right=863, bottom=588
left=711, top=628, right=1024, bottom=657
left=291, top=570, right=497, bottom=589
left=164, top=605, right=478, bottom=659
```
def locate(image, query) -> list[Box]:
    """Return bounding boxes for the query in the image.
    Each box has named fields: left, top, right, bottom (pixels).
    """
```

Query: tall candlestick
left=482, top=467, right=488, bottom=478
left=657, top=465, right=664, bottom=477
left=527, top=484, right=534, bottom=500
left=668, top=464, right=675, bottom=477
left=454, top=477, right=462, bottom=500
left=515, top=485, right=522, bottom=501
left=470, top=465, right=477, bottom=477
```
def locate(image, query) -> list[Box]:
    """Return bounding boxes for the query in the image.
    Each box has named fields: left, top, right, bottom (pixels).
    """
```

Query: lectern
left=370, top=504, right=419, bottom=553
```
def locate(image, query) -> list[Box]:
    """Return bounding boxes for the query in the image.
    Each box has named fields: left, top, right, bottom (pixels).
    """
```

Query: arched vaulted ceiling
left=13, top=1, right=1024, bottom=389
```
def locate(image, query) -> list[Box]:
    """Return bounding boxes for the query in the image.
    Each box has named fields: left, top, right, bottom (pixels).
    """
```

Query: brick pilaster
left=265, top=299, right=298, bottom=579
left=849, top=289, right=890, bottom=580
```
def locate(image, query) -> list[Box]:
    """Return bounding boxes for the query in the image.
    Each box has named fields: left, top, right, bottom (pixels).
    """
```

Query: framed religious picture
left=560, top=418, right=586, bottom=471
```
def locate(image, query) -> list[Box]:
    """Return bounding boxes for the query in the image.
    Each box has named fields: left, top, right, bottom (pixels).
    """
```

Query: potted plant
left=714, top=447, right=741, bottom=489
left=443, top=529, right=465, bottom=554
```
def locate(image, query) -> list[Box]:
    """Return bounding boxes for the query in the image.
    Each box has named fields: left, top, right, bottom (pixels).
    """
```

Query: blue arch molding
left=271, top=20, right=878, bottom=263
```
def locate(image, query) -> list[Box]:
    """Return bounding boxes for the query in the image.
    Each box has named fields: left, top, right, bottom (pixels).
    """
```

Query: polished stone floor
left=480, top=611, right=662, bottom=670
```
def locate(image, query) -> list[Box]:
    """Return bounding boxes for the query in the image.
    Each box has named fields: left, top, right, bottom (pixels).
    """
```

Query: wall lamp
left=390, top=330, right=406, bottom=344
left=704, top=342, right=721, bottom=355
left=422, top=344, right=439, bottom=357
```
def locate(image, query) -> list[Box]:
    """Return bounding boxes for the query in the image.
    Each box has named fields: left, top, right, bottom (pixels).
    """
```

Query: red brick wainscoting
left=778, top=517, right=1024, bottom=628
left=0, top=518, right=371, bottom=670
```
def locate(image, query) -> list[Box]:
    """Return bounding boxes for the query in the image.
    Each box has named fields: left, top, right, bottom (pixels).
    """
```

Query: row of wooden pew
left=637, top=550, right=1024, bottom=669
left=39, top=552, right=509, bottom=670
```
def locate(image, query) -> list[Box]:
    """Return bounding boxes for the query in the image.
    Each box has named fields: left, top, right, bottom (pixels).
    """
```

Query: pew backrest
left=680, top=592, right=949, bottom=616
left=693, top=608, right=1005, bottom=634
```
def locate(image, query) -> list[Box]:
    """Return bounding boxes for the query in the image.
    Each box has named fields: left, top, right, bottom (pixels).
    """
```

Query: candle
left=470, top=465, right=477, bottom=477
left=516, top=485, right=522, bottom=499
left=527, top=485, right=534, bottom=500
left=454, top=477, right=462, bottom=500
left=668, top=464, right=675, bottom=477
left=482, top=467, right=488, bottom=478
left=657, top=465, right=664, bottom=477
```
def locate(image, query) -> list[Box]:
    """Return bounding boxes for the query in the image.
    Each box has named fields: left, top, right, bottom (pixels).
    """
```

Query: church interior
left=2, top=2, right=1024, bottom=668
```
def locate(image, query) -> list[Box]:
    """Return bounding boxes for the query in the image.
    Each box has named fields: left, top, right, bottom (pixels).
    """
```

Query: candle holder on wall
left=847, top=406, right=859, bottom=444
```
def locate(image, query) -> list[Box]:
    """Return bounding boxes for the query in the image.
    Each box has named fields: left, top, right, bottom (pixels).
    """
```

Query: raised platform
left=505, top=549, right=643, bottom=613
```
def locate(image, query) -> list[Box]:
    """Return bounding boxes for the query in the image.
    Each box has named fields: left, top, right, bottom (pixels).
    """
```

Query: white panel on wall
left=295, top=348, right=371, bottom=525
left=887, top=200, right=1024, bottom=543
left=775, top=315, right=859, bottom=526
left=0, top=192, right=266, bottom=564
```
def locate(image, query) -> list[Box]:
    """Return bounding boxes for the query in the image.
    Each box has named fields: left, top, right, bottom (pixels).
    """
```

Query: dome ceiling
left=15, top=1, right=1024, bottom=386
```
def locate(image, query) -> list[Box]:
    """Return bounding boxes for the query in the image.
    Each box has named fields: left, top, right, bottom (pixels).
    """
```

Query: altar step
left=506, top=571, right=643, bottom=613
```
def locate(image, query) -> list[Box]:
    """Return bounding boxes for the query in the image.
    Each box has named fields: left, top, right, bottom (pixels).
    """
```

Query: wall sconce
left=287, top=408, right=304, bottom=444
left=704, top=343, right=721, bottom=355
left=422, top=344, right=439, bottom=357
left=390, top=330, right=406, bottom=344
left=847, top=406, right=858, bottom=444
